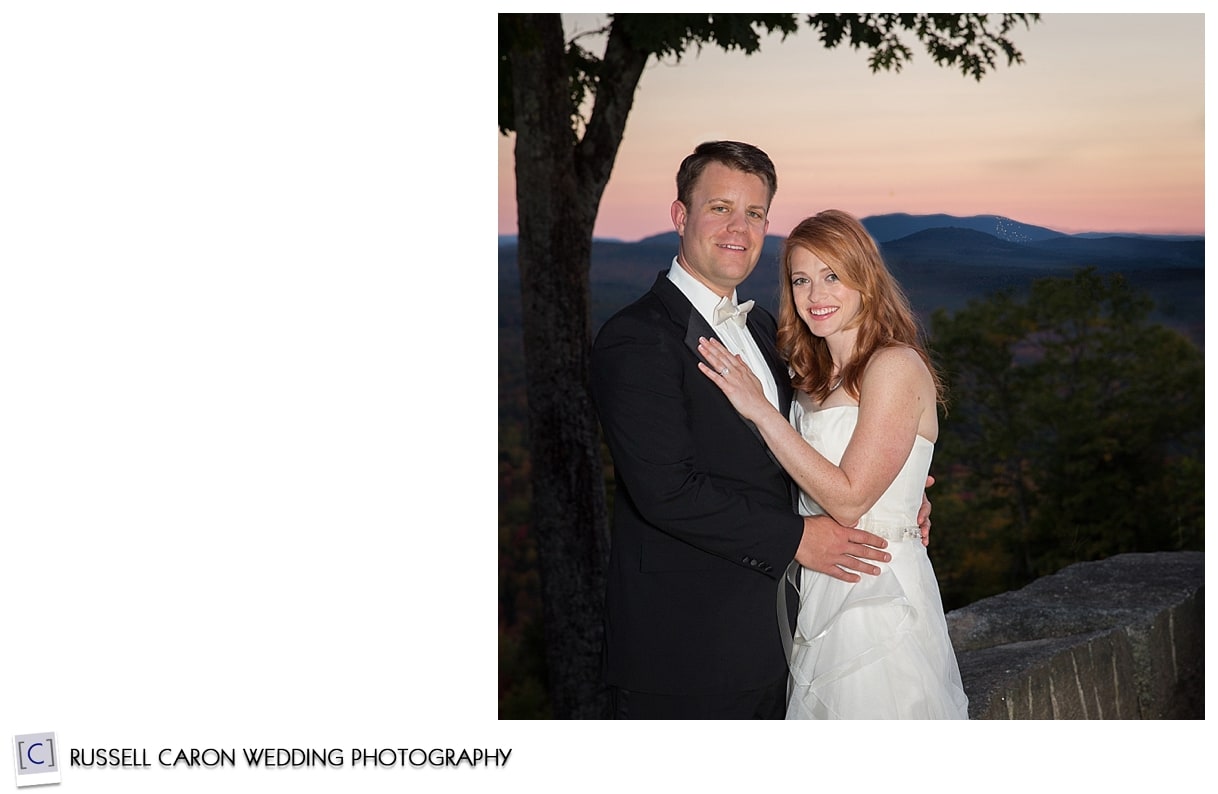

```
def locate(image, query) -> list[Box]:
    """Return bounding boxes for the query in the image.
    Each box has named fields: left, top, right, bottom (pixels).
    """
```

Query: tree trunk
left=507, top=14, right=611, bottom=719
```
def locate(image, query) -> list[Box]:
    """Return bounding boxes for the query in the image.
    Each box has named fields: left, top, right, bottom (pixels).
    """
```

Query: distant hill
left=499, top=213, right=1204, bottom=350
left=862, top=213, right=1066, bottom=243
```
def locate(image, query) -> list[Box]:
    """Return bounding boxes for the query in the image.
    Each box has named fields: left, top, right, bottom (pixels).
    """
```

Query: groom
left=591, top=141, right=916, bottom=719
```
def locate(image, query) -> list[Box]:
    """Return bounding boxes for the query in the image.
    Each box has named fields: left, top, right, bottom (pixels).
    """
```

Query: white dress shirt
left=667, top=258, right=781, bottom=411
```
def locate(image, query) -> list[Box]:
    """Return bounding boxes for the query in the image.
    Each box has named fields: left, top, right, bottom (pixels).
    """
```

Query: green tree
left=930, top=268, right=1204, bottom=608
left=499, top=12, right=1039, bottom=718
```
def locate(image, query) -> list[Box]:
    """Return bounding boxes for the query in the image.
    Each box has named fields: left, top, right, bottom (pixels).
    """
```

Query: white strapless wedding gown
left=783, top=401, right=969, bottom=719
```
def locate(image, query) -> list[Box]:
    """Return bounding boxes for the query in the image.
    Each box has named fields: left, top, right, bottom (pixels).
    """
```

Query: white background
left=0, top=3, right=1210, bottom=793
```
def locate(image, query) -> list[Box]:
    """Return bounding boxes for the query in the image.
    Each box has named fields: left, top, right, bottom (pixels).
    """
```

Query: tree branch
left=573, top=17, right=651, bottom=230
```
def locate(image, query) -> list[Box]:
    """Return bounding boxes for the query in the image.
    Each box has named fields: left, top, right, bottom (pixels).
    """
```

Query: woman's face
left=788, top=246, right=862, bottom=342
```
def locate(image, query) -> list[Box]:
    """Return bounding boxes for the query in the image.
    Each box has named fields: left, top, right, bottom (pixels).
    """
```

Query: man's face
left=670, top=162, right=771, bottom=297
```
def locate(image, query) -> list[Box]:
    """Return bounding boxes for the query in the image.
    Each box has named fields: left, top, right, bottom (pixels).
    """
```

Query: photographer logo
left=12, top=733, right=60, bottom=788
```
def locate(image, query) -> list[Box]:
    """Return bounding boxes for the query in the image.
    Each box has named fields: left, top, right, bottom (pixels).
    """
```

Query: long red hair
left=776, top=210, right=945, bottom=406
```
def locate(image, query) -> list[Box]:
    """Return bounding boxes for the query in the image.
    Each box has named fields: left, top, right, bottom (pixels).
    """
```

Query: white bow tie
left=714, top=296, right=755, bottom=327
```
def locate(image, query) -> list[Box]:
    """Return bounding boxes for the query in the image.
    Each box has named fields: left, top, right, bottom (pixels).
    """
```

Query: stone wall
left=945, top=551, right=1204, bottom=719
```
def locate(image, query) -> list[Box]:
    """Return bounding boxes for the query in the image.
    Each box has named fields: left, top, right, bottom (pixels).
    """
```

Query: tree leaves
left=929, top=268, right=1203, bottom=607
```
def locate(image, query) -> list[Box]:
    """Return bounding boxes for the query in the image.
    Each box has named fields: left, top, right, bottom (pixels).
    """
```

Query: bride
left=697, top=209, right=968, bottom=719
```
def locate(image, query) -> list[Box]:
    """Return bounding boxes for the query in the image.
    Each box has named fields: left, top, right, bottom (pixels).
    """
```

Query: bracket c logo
left=12, top=733, right=60, bottom=788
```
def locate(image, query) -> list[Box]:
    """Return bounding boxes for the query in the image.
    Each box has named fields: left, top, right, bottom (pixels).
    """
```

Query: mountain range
left=499, top=213, right=1204, bottom=349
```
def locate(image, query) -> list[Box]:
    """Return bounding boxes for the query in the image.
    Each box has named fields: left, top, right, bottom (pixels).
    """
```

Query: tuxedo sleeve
left=591, top=310, right=803, bottom=578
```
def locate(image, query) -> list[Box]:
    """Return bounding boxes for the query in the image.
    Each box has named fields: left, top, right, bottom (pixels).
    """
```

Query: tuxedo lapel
left=747, top=312, right=793, bottom=417
left=682, top=307, right=718, bottom=364
left=648, top=273, right=787, bottom=473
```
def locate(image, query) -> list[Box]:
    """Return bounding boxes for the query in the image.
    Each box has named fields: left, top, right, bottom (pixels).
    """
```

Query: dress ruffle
left=782, top=548, right=969, bottom=719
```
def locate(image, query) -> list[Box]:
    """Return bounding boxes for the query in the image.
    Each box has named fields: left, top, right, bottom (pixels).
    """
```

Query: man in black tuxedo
left=591, top=141, right=911, bottom=719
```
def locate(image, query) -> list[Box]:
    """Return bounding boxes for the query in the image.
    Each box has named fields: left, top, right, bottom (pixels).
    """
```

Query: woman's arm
left=697, top=337, right=931, bottom=527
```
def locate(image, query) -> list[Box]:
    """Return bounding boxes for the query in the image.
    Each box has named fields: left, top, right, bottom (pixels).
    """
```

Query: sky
left=498, top=12, right=1205, bottom=241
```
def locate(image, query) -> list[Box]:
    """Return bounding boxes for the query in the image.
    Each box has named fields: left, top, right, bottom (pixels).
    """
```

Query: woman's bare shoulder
left=863, top=344, right=928, bottom=381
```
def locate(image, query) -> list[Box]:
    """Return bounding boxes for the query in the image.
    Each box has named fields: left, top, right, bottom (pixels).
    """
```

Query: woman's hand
left=696, top=336, right=773, bottom=422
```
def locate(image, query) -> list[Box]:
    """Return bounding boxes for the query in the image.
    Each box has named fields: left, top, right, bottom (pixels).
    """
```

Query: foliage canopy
left=929, top=268, right=1204, bottom=606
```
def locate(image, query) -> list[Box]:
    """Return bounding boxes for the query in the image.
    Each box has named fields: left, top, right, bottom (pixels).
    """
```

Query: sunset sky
left=498, top=13, right=1205, bottom=241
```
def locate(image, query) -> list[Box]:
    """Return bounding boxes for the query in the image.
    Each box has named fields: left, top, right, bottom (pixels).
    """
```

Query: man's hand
left=917, top=475, right=935, bottom=547
left=794, top=515, right=890, bottom=583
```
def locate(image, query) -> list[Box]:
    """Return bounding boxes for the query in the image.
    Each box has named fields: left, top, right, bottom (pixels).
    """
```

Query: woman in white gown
left=697, top=209, right=968, bottom=719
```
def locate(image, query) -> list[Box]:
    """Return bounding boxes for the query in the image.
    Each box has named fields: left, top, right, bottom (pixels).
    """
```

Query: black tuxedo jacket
left=590, top=271, right=803, bottom=695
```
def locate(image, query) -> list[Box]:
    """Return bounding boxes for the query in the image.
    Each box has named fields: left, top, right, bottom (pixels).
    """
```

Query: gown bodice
left=792, top=401, right=932, bottom=537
